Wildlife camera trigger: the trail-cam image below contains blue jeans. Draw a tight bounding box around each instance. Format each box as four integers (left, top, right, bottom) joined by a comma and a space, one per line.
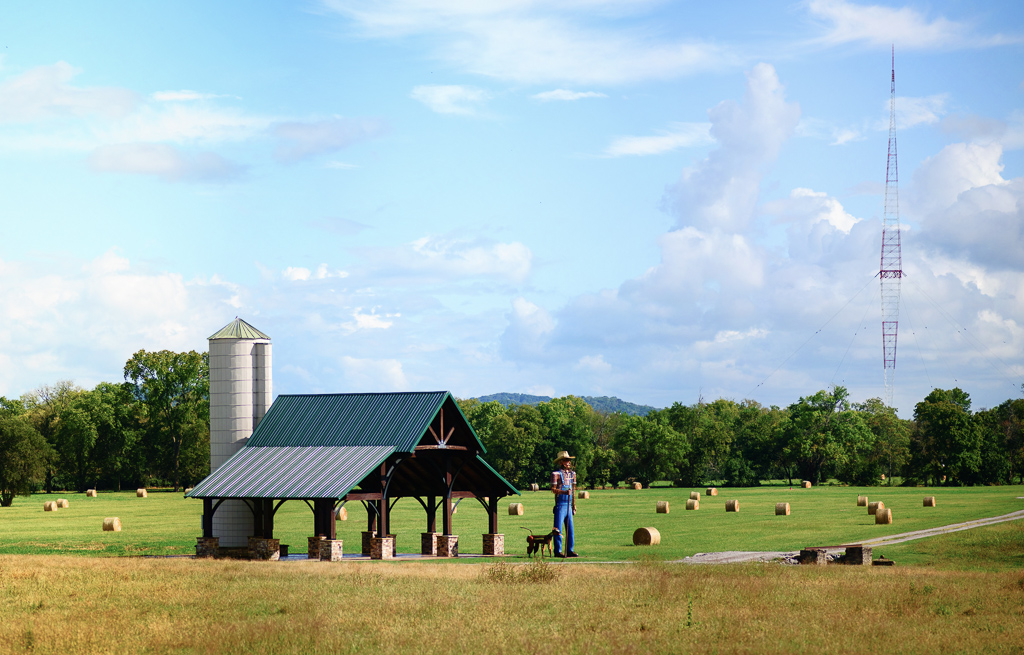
553, 501, 574, 554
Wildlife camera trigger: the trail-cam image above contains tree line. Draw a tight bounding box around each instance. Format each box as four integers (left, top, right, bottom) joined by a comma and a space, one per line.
2, 347, 1021, 508
457, 385, 1024, 491
0, 350, 208, 506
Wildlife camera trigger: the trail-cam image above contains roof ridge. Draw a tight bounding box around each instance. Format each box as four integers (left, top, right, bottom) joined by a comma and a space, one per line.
208, 317, 271, 341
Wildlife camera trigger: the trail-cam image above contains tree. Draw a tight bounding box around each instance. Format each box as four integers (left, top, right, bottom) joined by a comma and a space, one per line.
0, 415, 52, 506
910, 388, 981, 486
855, 398, 911, 486
54, 405, 98, 492
781, 386, 874, 485
21, 381, 82, 492
535, 396, 595, 486
124, 350, 210, 491
611, 415, 687, 486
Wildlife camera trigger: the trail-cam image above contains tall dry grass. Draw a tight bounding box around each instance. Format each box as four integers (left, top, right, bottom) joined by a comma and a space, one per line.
1, 555, 1022, 654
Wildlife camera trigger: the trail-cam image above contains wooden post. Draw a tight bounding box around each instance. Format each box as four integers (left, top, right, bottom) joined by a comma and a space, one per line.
202, 498, 213, 538
488, 495, 499, 534
427, 495, 437, 533
263, 499, 275, 540
253, 499, 264, 538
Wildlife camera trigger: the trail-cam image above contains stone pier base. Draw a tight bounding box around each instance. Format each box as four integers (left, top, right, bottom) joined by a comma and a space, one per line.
248, 537, 280, 561
799, 548, 828, 565
196, 537, 219, 558
421, 532, 440, 556
438, 534, 459, 558
361, 531, 377, 556
308, 535, 326, 559
370, 536, 395, 560
319, 539, 343, 562
482, 533, 504, 556
843, 545, 872, 565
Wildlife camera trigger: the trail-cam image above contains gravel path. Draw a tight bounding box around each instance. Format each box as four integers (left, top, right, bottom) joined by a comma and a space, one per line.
675, 509, 1024, 565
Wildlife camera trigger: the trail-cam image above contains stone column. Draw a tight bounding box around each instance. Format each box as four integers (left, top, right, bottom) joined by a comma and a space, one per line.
370, 536, 395, 560
319, 539, 343, 562
438, 534, 459, 558
308, 535, 326, 559
844, 545, 872, 565
361, 530, 377, 556
421, 532, 440, 555
799, 548, 828, 565
196, 537, 220, 558
482, 534, 504, 556
248, 537, 281, 561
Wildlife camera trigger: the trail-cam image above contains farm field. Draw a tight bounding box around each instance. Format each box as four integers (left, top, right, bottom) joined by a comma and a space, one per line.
3, 485, 1023, 563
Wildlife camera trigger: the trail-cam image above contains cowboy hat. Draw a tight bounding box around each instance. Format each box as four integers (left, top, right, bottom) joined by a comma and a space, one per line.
553, 450, 576, 464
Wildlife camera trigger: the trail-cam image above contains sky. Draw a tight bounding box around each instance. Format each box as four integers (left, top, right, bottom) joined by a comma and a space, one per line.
1, 0, 1022, 417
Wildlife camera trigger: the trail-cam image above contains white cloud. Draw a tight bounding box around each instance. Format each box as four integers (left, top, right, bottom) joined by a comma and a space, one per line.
325, 1, 738, 85
88, 143, 244, 182
283, 264, 349, 281
283, 267, 312, 281
894, 94, 948, 130
909, 142, 1006, 217
663, 63, 800, 232
532, 89, 607, 102
272, 116, 387, 162
0, 62, 138, 123
806, 0, 1019, 49
765, 187, 861, 234
367, 236, 532, 282
410, 85, 490, 115
341, 355, 409, 391
341, 308, 400, 333
603, 122, 713, 157
575, 354, 611, 373
151, 90, 228, 102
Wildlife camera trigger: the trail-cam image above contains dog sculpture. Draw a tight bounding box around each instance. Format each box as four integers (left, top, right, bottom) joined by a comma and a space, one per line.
522, 527, 560, 557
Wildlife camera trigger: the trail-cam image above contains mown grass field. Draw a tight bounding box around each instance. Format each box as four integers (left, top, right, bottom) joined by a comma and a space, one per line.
3, 484, 1023, 564
2, 486, 1023, 654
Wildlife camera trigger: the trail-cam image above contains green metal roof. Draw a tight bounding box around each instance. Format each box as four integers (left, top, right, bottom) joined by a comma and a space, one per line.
208, 317, 271, 341
185, 445, 394, 499
247, 391, 471, 452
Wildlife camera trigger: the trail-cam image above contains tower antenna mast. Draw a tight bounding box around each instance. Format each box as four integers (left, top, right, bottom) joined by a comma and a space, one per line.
880, 46, 903, 408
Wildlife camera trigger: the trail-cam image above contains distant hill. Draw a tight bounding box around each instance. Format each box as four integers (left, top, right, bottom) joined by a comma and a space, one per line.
474, 392, 658, 417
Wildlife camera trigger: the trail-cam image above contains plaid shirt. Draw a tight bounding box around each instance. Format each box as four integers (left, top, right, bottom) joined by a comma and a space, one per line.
551, 469, 576, 499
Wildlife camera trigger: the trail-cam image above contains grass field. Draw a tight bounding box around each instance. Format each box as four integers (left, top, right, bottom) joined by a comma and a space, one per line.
2, 486, 1023, 653
4, 485, 1023, 564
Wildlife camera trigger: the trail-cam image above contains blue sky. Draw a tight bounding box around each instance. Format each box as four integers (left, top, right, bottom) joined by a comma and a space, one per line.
1, 0, 1022, 417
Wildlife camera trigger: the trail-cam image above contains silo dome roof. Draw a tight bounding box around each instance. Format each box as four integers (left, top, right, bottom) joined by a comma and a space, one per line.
208, 317, 271, 340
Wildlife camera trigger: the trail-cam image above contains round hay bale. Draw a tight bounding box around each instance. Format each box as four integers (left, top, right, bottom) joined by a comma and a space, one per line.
689, 491, 700, 501
57, 498, 69, 509
802, 481, 812, 488
875, 508, 893, 524
632, 527, 661, 546
508, 502, 524, 516
725, 500, 739, 512
881, 474, 886, 480
529, 483, 540, 492
633, 482, 642, 490
656, 501, 670, 514
923, 496, 936, 507
685, 499, 699, 510
857, 495, 868, 507
335, 506, 348, 521
775, 502, 790, 516
102, 517, 122, 532
868, 501, 885, 515
706, 488, 718, 496
136, 488, 147, 498
86, 489, 97, 497
578, 491, 589, 499
43, 501, 58, 512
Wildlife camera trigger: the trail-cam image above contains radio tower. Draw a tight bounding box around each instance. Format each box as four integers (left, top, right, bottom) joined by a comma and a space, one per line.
880, 46, 903, 408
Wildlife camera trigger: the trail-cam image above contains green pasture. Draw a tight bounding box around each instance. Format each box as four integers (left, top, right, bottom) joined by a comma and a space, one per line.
3, 484, 1023, 563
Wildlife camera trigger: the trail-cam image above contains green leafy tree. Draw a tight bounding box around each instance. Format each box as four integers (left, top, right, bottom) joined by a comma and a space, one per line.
124, 349, 210, 491
611, 415, 687, 486
535, 396, 595, 486
910, 388, 981, 486
780, 386, 875, 485
90, 382, 144, 491
21, 381, 82, 492
855, 398, 911, 486
54, 405, 98, 492
0, 415, 52, 506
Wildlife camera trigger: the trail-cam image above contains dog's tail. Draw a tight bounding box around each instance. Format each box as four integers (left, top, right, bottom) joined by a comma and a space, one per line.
519, 527, 536, 535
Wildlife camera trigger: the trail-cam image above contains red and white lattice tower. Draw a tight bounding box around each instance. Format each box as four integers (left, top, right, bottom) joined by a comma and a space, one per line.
880, 47, 903, 408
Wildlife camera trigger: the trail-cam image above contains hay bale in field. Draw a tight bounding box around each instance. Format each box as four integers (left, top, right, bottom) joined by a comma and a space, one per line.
578, 491, 589, 499
508, 502, 524, 516
656, 501, 670, 514
529, 483, 540, 492
802, 481, 812, 488
689, 491, 700, 501
875, 508, 893, 524
136, 488, 147, 498
632, 527, 661, 546
685, 499, 699, 510
706, 488, 717, 496
857, 495, 868, 507
335, 506, 348, 521
868, 501, 884, 515
57, 498, 69, 508
725, 500, 739, 512
86, 489, 97, 497
881, 474, 886, 480
775, 502, 790, 516
43, 501, 58, 512
923, 496, 936, 507
633, 482, 642, 490
103, 517, 121, 532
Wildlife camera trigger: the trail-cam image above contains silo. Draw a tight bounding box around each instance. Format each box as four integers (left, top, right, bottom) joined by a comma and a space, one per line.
208, 318, 272, 547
